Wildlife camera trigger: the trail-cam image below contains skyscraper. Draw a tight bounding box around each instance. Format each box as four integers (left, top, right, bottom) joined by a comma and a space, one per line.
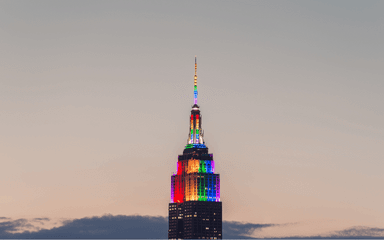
168, 58, 222, 239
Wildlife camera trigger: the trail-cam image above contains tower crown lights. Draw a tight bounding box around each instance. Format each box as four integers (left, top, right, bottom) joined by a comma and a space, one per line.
170, 57, 220, 204
168, 57, 222, 239
187, 57, 206, 148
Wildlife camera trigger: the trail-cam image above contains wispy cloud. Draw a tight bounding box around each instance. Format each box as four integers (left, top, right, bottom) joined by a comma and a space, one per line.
284, 226, 384, 239
32, 218, 50, 222
324, 226, 384, 239
223, 221, 275, 239
0, 218, 39, 234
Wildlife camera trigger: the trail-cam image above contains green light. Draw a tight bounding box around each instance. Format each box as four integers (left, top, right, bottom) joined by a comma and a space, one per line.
199, 160, 207, 173
198, 173, 207, 201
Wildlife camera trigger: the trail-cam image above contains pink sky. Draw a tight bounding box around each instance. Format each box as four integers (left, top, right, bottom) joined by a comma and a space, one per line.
1, 1, 383, 237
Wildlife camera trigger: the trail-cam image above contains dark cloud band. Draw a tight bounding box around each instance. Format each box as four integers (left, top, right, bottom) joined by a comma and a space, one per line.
0, 215, 271, 239
1, 215, 383, 239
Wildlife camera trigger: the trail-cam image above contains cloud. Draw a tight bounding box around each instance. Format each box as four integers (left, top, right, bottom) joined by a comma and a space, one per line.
0, 215, 273, 239
285, 226, 384, 239
0, 218, 38, 235
32, 218, 50, 221
325, 226, 384, 239
31, 218, 50, 226
0, 215, 168, 239
0, 215, 383, 239
223, 221, 275, 239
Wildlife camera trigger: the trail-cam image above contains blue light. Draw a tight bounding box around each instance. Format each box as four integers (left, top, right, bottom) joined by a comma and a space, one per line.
193, 144, 206, 148
185, 143, 206, 149
205, 161, 214, 174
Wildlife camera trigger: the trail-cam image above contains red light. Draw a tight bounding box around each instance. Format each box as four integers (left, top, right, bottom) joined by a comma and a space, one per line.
177, 162, 182, 175
173, 175, 184, 203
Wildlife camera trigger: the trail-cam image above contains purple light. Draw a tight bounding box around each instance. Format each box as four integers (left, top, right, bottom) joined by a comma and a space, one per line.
216, 175, 220, 202
171, 176, 175, 203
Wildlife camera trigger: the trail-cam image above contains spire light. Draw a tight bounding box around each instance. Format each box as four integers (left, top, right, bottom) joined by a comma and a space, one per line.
194, 56, 198, 105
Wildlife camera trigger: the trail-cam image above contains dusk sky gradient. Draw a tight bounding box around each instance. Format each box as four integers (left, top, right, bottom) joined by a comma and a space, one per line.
1, 0, 383, 238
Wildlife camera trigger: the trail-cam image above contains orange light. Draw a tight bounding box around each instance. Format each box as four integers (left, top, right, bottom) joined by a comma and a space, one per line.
187, 159, 199, 174
185, 174, 198, 201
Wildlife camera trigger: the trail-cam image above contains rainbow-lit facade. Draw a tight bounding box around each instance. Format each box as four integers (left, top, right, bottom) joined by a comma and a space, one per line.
168, 58, 222, 239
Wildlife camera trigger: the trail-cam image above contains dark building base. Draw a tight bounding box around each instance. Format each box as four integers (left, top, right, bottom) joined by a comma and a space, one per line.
169, 201, 222, 239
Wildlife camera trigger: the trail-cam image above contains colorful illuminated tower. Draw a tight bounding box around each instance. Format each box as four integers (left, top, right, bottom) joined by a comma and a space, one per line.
168, 57, 222, 239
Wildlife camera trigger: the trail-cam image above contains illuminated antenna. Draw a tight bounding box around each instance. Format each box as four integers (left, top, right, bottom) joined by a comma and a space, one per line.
194, 56, 198, 105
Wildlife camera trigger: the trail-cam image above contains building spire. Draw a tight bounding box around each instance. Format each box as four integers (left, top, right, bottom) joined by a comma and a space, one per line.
187, 56, 205, 147
194, 56, 198, 105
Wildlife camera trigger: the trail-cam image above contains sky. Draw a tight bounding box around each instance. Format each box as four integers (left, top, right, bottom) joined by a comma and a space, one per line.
0, 0, 383, 238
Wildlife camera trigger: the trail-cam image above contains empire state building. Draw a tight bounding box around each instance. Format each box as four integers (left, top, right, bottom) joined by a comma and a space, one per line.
168, 58, 222, 239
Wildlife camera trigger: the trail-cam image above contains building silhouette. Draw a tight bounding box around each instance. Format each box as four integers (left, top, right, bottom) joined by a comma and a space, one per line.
168, 58, 222, 239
